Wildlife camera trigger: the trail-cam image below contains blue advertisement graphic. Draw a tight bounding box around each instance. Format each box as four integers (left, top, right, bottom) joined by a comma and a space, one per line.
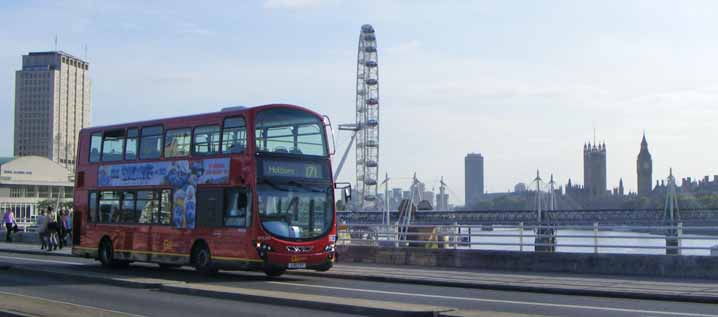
98, 158, 230, 229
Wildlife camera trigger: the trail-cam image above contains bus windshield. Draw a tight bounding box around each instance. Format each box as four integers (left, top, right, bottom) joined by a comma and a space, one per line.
255, 108, 327, 156
258, 182, 332, 240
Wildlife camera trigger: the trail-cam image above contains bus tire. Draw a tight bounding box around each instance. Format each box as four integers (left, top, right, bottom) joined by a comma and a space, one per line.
192, 243, 217, 275
98, 238, 114, 267
264, 268, 286, 277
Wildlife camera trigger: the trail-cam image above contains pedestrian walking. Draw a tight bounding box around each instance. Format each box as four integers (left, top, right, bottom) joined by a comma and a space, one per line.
3, 209, 18, 242
36, 210, 48, 250
65, 210, 73, 243
57, 209, 67, 249
46, 207, 58, 251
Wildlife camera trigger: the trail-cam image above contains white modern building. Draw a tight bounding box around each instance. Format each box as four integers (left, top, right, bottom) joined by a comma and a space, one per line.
14, 51, 91, 171
0, 156, 73, 223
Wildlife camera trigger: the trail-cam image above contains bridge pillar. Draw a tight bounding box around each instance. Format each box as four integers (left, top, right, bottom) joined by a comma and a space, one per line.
665, 222, 682, 256
535, 225, 556, 252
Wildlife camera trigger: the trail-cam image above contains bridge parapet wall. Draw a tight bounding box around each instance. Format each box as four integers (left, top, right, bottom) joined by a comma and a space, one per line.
338, 209, 718, 225
338, 245, 718, 279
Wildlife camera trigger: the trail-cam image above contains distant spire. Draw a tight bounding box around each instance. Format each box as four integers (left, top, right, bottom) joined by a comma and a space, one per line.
641, 131, 648, 146
593, 128, 596, 146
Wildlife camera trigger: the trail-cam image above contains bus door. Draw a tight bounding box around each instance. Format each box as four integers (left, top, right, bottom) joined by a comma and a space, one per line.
119, 191, 151, 260
218, 187, 253, 260
149, 189, 186, 262
195, 187, 254, 260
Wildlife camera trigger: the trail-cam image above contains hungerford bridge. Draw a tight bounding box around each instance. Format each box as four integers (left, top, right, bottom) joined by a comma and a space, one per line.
338, 208, 718, 226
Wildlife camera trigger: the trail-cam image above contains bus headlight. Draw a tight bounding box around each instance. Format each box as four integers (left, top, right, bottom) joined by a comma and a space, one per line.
256, 242, 272, 252
324, 243, 335, 253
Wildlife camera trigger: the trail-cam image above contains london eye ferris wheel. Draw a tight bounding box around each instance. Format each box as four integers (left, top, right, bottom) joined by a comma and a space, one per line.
338, 24, 380, 210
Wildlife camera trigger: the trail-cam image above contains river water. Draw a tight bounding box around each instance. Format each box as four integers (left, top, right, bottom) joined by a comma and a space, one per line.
466, 228, 718, 256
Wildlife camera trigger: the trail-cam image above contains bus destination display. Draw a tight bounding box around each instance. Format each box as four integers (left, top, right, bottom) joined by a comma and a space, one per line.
262, 160, 326, 179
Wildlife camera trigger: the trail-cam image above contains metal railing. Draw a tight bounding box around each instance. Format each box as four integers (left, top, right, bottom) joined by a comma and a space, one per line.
337, 222, 718, 256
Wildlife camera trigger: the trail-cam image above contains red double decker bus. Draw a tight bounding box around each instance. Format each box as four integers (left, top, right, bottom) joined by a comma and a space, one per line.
72, 104, 343, 276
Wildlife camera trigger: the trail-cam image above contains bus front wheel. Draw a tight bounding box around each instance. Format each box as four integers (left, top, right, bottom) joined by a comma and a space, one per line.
192, 244, 217, 275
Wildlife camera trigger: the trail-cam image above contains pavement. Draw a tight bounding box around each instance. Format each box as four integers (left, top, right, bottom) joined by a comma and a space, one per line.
2, 242, 718, 316
0, 266, 364, 317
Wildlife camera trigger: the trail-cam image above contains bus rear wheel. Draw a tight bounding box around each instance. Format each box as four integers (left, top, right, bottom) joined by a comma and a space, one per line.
192, 244, 217, 275
99, 239, 130, 268
98, 239, 113, 267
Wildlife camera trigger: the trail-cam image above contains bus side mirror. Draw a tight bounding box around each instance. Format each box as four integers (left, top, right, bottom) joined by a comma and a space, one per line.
323, 115, 336, 156
343, 188, 351, 203
335, 182, 352, 203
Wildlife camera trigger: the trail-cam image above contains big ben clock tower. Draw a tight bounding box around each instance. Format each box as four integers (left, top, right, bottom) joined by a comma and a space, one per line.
637, 133, 652, 196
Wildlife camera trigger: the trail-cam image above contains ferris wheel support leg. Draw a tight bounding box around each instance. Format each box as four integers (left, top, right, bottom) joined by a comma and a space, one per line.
333, 131, 357, 180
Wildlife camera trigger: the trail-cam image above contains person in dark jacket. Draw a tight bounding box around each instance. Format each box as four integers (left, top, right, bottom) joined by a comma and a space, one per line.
46, 207, 58, 251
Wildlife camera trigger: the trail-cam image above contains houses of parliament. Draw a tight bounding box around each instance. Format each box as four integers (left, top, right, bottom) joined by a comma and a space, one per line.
562, 134, 654, 208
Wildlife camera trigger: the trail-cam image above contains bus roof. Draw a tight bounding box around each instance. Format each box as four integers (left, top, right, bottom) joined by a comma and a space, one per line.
81, 103, 322, 134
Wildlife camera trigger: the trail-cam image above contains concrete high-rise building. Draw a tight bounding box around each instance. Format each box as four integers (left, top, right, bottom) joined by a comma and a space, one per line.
436, 191, 449, 211
583, 142, 606, 196
14, 51, 91, 171
637, 133, 652, 196
464, 153, 484, 207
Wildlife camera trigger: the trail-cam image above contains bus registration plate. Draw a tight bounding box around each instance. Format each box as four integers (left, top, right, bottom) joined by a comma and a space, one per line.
288, 262, 306, 269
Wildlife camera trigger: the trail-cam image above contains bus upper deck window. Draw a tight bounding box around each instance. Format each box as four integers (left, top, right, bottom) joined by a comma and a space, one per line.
101, 130, 125, 162
255, 108, 327, 156
165, 128, 191, 158
125, 128, 139, 160
89, 133, 102, 163
140, 126, 163, 159
193, 125, 220, 155
222, 117, 246, 154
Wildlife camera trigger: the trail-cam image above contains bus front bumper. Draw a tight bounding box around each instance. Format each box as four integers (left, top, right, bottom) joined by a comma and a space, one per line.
264, 251, 335, 271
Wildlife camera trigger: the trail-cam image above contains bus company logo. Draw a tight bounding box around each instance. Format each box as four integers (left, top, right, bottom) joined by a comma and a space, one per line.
163, 239, 173, 251
287, 246, 313, 253
305, 165, 318, 178
290, 255, 308, 263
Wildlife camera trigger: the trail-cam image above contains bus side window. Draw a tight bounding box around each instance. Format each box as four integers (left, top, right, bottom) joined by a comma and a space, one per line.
98, 191, 120, 224
137, 191, 158, 224
102, 129, 125, 162
221, 117, 246, 154
88, 192, 98, 223
193, 125, 220, 155
225, 188, 251, 227
140, 126, 163, 160
120, 192, 138, 224
125, 128, 138, 160
165, 128, 191, 158
156, 189, 172, 225
89, 133, 102, 163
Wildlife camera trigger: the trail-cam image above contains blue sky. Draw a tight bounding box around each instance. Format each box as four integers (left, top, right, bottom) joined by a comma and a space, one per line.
2, 0, 718, 204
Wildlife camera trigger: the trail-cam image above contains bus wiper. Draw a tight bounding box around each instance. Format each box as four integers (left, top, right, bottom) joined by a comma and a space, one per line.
288, 180, 305, 188
262, 179, 282, 190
